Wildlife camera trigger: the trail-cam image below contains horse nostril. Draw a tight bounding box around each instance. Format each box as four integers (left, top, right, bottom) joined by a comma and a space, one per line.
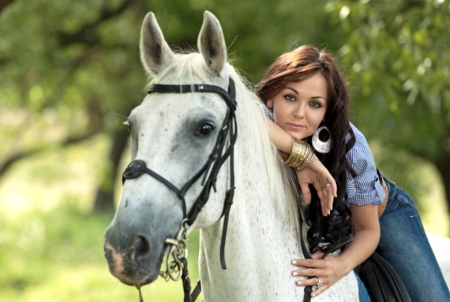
133, 235, 150, 261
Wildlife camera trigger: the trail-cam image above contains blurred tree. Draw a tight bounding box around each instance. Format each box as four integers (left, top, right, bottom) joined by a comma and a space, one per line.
0, 0, 335, 212
1, 0, 448, 218
324, 0, 450, 215
0, 0, 146, 211
0, 0, 15, 13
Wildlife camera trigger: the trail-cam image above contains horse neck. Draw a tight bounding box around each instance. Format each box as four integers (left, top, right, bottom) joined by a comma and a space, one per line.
198, 73, 304, 300
229, 71, 301, 241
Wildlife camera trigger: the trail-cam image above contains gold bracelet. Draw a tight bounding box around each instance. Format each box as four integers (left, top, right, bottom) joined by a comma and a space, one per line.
297, 145, 314, 171
281, 138, 314, 171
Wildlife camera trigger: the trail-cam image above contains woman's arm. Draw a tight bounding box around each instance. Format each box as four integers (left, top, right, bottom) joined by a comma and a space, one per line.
265, 118, 294, 153
266, 118, 336, 215
291, 203, 380, 297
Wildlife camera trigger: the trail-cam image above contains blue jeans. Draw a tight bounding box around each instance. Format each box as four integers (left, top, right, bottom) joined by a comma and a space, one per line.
355, 271, 371, 302
378, 176, 450, 301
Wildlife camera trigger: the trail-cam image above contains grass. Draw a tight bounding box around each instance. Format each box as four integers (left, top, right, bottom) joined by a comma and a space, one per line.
0, 203, 201, 302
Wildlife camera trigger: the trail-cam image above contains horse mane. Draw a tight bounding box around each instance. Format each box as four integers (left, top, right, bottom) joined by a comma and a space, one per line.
227, 66, 301, 236
147, 51, 301, 236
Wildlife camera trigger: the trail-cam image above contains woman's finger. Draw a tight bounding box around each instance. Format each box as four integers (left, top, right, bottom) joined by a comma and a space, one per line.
311, 283, 328, 298
299, 182, 312, 204
330, 178, 337, 197
329, 176, 337, 198
315, 184, 329, 216
294, 276, 323, 287
322, 187, 332, 216
324, 176, 337, 212
311, 251, 325, 259
294, 278, 329, 298
317, 182, 332, 216
291, 267, 318, 278
291, 258, 327, 270
324, 183, 334, 212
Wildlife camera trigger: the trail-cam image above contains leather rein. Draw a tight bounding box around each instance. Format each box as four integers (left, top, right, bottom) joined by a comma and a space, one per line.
122, 78, 238, 302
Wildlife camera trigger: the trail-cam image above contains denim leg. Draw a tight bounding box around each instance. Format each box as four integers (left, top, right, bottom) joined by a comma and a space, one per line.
354, 270, 371, 302
379, 177, 450, 301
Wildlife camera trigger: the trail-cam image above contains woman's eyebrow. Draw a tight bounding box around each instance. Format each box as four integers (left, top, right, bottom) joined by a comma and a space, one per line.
286, 87, 326, 100
286, 87, 299, 94
311, 96, 326, 100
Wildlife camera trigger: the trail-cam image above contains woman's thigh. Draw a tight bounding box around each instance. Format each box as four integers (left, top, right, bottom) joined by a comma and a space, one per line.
379, 180, 450, 301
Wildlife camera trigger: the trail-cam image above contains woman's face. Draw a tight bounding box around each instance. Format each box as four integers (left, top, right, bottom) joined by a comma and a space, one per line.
267, 72, 328, 140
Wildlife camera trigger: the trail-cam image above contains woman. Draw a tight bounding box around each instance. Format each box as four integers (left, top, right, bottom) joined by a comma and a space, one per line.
256, 45, 450, 301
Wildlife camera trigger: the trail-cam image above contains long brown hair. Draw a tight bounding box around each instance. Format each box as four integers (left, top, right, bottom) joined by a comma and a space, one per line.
256, 45, 356, 252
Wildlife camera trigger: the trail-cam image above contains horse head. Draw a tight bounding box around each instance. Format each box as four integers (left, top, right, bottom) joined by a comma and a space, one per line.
104, 11, 235, 287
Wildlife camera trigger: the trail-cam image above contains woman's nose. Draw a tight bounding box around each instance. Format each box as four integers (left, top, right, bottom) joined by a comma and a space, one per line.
294, 104, 305, 118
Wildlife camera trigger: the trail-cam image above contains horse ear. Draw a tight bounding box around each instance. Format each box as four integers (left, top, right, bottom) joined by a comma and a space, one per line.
198, 11, 227, 75
140, 12, 174, 75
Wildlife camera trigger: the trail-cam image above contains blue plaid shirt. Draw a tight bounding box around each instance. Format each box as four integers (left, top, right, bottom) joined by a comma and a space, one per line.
345, 123, 385, 206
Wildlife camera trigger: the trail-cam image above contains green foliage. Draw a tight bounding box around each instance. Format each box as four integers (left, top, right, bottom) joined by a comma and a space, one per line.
319, 0, 450, 208
0, 203, 201, 301
326, 0, 450, 160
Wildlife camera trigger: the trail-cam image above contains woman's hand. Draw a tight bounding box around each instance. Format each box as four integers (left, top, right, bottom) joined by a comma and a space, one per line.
265, 118, 337, 215
296, 156, 337, 216
291, 252, 350, 298
291, 205, 381, 297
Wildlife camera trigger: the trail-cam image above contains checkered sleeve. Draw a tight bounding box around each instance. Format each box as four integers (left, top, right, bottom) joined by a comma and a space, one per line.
345, 123, 386, 206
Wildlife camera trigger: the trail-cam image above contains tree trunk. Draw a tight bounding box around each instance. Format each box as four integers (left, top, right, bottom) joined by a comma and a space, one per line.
0, 0, 16, 14
92, 127, 129, 212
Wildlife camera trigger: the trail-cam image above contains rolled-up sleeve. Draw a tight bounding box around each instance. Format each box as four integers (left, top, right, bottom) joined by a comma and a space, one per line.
345, 124, 385, 206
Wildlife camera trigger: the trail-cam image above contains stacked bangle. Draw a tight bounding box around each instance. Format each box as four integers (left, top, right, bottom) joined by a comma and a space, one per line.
281, 139, 315, 171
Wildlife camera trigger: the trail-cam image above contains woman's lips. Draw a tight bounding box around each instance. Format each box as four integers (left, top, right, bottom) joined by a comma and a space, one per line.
286, 123, 305, 130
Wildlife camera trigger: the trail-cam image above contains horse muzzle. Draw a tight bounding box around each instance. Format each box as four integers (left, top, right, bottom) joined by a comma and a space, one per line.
103, 226, 164, 286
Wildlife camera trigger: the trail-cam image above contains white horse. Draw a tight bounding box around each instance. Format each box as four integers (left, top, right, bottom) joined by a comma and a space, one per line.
104, 11, 450, 301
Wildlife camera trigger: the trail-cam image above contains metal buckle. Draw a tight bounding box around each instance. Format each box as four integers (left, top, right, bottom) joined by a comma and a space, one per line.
159, 219, 189, 281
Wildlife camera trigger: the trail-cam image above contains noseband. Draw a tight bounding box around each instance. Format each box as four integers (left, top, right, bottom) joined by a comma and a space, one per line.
122, 79, 237, 283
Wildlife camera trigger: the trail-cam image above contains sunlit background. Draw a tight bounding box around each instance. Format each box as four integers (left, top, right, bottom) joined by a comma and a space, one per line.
1, 0, 449, 301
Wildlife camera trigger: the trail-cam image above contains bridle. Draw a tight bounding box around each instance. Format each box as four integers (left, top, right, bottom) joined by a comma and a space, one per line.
122, 78, 238, 302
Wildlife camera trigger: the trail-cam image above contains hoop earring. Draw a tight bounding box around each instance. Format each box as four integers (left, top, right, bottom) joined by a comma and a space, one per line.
312, 126, 331, 154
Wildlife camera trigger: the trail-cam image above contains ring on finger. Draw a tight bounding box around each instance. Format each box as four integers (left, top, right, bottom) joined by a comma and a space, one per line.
324, 183, 331, 188
316, 277, 323, 288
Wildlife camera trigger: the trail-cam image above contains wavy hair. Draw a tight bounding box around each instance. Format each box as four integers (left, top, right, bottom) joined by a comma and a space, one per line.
255, 45, 356, 252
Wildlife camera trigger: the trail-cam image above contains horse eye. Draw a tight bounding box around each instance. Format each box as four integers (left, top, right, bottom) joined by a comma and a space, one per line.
197, 123, 214, 136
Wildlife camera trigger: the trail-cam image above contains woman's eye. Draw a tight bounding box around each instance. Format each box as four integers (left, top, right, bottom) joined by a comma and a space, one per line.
284, 95, 296, 102
309, 101, 322, 108
197, 123, 214, 136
